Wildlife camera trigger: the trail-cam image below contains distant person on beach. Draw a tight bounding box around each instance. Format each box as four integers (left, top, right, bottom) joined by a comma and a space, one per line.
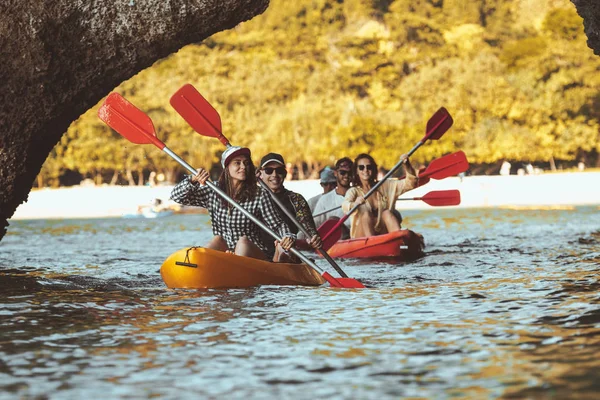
170, 146, 296, 261
500, 161, 511, 176
313, 157, 354, 239
525, 163, 534, 175
307, 167, 337, 212
258, 152, 322, 260
342, 153, 417, 239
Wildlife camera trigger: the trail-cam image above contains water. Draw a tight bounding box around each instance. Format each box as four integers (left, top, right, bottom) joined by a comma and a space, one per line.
1, 207, 599, 399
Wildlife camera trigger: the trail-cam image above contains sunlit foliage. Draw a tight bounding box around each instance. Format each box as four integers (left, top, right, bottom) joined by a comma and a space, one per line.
38, 0, 600, 186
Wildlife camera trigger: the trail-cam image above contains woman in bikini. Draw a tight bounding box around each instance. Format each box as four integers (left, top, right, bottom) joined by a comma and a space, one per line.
342, 153, 417, 238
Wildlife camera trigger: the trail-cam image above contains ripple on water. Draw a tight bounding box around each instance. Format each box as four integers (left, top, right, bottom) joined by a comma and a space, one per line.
1, 209, 600, 398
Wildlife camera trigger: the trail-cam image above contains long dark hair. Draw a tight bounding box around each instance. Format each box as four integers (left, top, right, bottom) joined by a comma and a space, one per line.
353, 153, 378, 188
217, 156, 258, 205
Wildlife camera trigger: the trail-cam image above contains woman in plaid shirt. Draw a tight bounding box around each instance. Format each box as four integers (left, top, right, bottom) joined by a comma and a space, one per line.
170, 146, 295, 261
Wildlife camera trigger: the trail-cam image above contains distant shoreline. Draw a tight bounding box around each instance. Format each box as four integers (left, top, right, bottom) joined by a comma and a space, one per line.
10, 171, 600, 220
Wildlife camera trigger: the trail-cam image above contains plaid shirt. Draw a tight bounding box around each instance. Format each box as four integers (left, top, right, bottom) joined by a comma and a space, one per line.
170, 177, 294, 256
261, 188, 319, 253
278, 188, 318, 237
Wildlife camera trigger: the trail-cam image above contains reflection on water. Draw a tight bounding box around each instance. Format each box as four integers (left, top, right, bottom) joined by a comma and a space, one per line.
1, 208, 599, 398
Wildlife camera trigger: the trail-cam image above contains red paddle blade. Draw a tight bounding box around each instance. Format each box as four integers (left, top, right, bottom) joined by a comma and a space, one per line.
322, 272, 365, 289
321, 271, 342, 287
98, 93, 163, 149
336, 278, 366, 288
421, 151, 469, 180
418, 177, 431, 187
317, 219, 343, 251
421, 190, 461, 206
170, 84, 229, 146
424, 107, 453, 141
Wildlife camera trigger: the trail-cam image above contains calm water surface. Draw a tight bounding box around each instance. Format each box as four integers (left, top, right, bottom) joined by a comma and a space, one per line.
1, 207, 600, 399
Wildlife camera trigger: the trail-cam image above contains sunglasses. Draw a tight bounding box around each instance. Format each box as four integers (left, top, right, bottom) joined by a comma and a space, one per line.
263, 167, 286, 176
337, 169, 351, 176
357, 164, 375, 171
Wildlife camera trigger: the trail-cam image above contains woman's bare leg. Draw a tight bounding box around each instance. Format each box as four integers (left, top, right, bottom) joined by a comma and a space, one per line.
354, 211, 377, 238
381, 209, 402, 232
205, 235, 228, 251
234, 236, 267, 260
273, 243, 300, 263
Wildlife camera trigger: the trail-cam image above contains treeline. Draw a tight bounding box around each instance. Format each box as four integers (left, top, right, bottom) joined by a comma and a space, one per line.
37, 0, 600, 187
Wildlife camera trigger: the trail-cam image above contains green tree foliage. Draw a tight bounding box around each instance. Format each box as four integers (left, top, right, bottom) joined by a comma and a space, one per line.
38, 0, 600, 186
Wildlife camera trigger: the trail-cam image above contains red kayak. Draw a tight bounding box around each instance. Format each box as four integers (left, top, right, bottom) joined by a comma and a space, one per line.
326, 229, 425, 260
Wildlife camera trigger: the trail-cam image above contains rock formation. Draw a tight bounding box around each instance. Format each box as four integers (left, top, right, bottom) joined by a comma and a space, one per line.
0, 0, 269, 240
571, 0, 600, 55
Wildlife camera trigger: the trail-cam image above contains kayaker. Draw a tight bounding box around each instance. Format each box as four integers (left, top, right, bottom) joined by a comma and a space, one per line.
258, 152, 322, 261
342, 153, 417, 238
170, 146, 296, 261
312, 157, 354, 239
307, 167, 337, 211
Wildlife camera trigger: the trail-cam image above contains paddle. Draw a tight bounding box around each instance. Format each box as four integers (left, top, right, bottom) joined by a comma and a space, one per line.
312, 150, 469, 218
170, 84, 354, 280
98, 93, 363, 289
170, 83, 229, 144
396, 190, 461, 207
416, 150, 468, 187
313, 189, 461, 218
320, 108, 453, 242
313, 111, 453, 241
316, 219, 342, 250
257, 180, 351, 277
265, 203, 342, 251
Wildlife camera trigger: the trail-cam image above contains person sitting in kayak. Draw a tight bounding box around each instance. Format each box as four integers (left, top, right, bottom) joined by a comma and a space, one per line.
258, 152, 322, 261
313, 157, 354, 239
170, 146, 295, 261
342, 153, 417, 238
307, 167, 337, 212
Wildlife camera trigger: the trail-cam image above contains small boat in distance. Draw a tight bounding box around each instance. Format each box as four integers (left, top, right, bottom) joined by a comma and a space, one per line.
122, 198, 176, 219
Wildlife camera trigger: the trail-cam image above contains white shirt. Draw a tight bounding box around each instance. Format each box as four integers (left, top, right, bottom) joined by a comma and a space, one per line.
307, 193, 323, 212
313, 189, 351, 229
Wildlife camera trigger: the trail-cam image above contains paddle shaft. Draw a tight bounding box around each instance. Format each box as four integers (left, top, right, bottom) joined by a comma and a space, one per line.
257, 180, 349, 278
314, 205, 341, 218
161, 148, 339, 281
315, 189, 458, 217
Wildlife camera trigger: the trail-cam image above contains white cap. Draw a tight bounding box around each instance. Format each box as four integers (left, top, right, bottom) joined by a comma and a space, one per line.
221, 146, 251, 168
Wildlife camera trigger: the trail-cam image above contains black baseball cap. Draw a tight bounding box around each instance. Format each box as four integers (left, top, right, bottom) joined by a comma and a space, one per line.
260, 153, 285, 168
335, 157, 353, 169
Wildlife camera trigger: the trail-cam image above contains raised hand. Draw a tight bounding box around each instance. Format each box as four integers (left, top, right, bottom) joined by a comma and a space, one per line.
191, 168, 210, 185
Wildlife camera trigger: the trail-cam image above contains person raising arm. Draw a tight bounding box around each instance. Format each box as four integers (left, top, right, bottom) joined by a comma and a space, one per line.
342, 153, 417, 239
170, 146, 295, 261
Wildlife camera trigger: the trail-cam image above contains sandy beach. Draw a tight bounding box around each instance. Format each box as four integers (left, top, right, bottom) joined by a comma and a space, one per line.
10, 171, 600, 220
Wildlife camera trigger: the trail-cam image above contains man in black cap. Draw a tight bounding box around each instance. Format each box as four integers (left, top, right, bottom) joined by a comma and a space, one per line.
259, 153, 322, 261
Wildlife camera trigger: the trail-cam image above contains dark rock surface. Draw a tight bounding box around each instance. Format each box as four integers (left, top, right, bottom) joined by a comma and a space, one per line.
572, 0, 600, 55
0, 0, 269, 240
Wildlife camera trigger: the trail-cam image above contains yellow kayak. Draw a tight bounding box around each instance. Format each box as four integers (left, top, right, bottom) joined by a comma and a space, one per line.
160, 247, 326, 289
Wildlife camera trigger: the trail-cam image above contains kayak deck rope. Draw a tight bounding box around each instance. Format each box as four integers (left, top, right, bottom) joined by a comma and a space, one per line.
175, 246, 202, 268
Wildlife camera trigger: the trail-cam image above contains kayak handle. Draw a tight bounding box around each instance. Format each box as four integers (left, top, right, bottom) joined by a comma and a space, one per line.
176, 261, 198, 268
